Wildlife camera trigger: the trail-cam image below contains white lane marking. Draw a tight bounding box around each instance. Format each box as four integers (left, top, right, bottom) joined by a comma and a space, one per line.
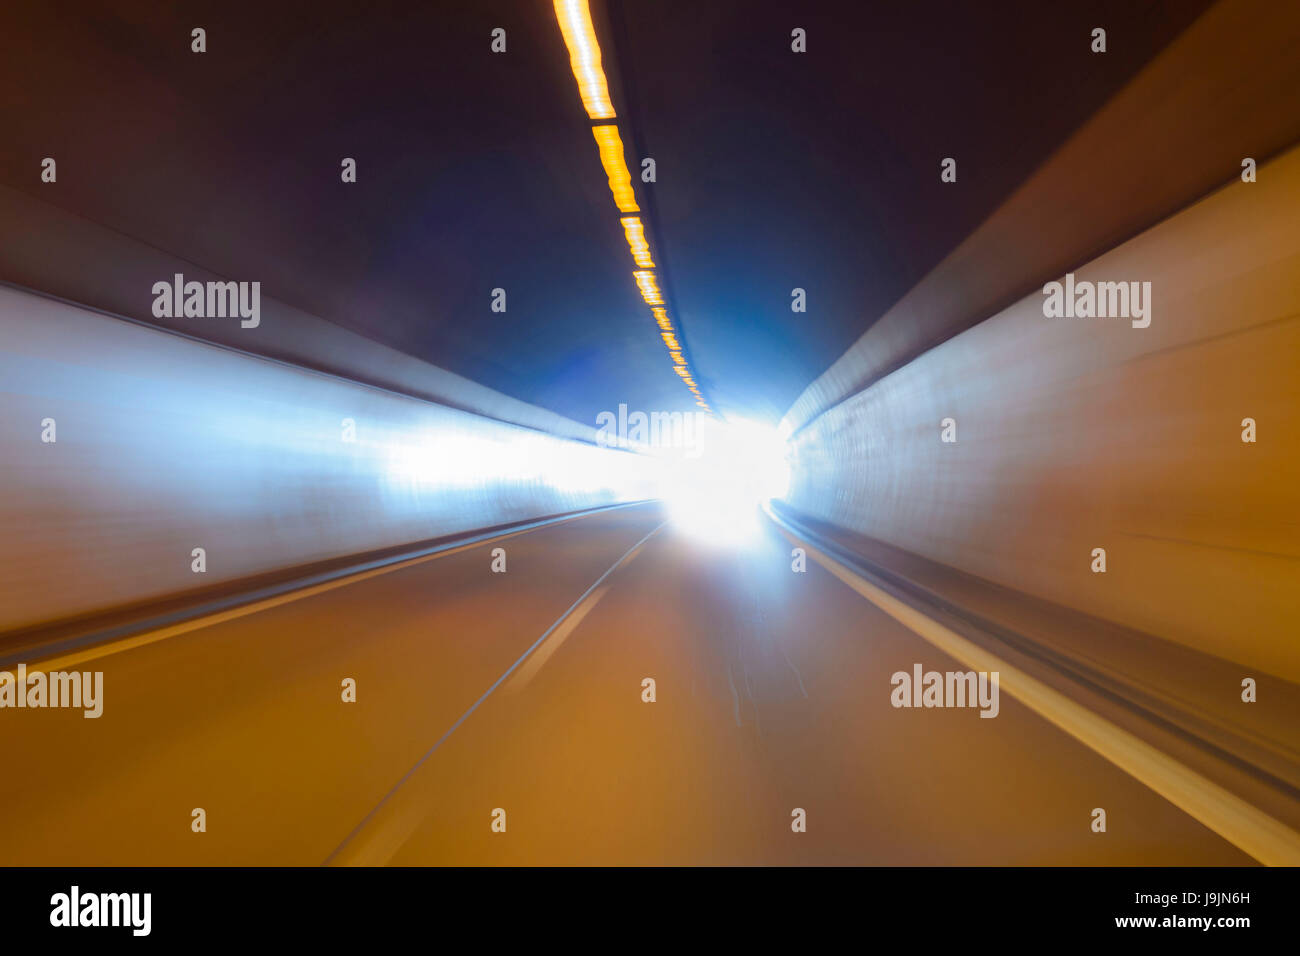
504, 586, 608, 692
769, 514, 1300, 866
325, 521, 665, 866
506, 531, 660, 692
23, 504, 654, 675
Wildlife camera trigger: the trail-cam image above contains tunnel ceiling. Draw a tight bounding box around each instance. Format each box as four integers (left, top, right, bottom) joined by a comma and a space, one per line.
0, 0, 1211, 426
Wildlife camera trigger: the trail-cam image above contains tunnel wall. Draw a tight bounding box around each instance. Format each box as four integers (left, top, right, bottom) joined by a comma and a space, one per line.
782, 0, 1300, 435
0, 286, 659, 632
785, 145, 1300, 682
0, 185, 600, 446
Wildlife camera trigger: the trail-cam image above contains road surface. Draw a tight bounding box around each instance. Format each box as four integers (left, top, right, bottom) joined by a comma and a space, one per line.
0, 502, 1253, 865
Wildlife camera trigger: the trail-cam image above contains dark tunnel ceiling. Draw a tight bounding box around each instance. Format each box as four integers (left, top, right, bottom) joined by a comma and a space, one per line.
0, 0, 1212, 426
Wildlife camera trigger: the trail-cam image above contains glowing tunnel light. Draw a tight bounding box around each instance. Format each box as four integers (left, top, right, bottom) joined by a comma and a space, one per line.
633, 270, 663, 305
620, 216, 655, 268
552, 0, 711, 413
554, 0, 615, 119
663, 418, 791, 548
591, 125, 640, 213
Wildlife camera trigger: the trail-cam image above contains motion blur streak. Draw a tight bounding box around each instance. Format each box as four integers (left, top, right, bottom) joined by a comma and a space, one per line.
566, 6, 711, 412
1, 0, 1298, 869
590, 124, 639, 213
553, 0, 616, 120
328, 521, 666, 866
632, 269, 663, 305
619, 216, 655, 268
785, 142, 1300, 682
0, 285, 659, 632
773, 518, 1300, 866
781, 0, 1300, 436
2, 162, 1297, 860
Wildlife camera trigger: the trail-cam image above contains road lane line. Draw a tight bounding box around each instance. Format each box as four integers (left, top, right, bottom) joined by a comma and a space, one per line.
20, 503, 655, 676
770, 515, 1300, 866
504, 585, 609, 692
504, 528, 661, 692
325, 520, 665, 866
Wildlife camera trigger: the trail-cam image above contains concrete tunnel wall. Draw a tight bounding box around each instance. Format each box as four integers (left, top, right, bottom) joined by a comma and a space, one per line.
0, 285, 660, 633
784, 145, 1300, 683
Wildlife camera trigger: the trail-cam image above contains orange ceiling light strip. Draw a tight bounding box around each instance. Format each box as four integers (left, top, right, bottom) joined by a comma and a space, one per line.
632, 270, 663, 306
553, 0, 616, 120
619, 216, 655, 268
553, 0, 711, 411
591, 125, 640, 214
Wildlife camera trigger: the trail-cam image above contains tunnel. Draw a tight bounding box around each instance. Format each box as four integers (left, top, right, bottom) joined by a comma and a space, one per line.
1, 0, 1298, 904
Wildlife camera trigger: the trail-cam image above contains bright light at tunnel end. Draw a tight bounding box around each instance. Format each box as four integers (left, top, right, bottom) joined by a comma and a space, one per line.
663, 418, 791, 548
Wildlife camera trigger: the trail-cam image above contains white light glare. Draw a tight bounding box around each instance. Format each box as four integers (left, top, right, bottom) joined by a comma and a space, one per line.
663, 418, 790, 547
